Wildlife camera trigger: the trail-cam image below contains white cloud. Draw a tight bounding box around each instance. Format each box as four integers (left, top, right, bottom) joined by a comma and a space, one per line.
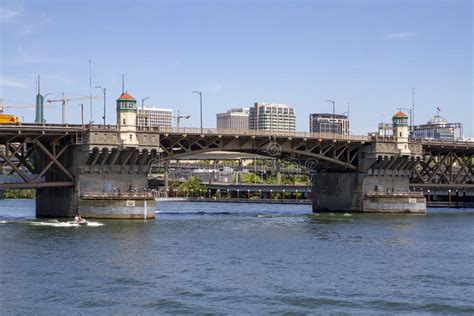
0, 7, 21, 23
207, 84, 223, 93
14, 47, 71, 64
385, 32, 417, 39
0, 77, 26, 88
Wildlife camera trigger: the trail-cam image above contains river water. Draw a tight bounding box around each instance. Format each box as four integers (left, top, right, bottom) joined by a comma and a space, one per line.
0, 199, 473, 314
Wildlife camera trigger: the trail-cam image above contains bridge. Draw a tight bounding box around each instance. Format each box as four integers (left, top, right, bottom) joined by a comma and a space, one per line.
1, 123, 473, 218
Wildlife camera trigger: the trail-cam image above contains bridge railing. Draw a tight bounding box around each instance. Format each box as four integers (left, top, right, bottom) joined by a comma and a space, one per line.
139, 126, 371, 141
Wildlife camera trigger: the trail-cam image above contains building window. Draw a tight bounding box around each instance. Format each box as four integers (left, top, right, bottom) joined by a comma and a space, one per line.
123, 119, 126, 125
129, 134, 133, 140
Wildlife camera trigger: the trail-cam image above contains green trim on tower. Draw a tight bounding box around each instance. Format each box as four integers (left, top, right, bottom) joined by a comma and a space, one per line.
117, 108, 138, 113
393, 117, 408, 127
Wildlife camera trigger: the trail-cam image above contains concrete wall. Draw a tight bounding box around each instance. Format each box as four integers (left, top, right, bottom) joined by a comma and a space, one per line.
79, 198, 155, 219
363, 195, 425, 213
36, 187, 77, 218
363, 176, 410, 194
313, 172, 363, 212
312, 173, 416, 213
78, 173, 149, 195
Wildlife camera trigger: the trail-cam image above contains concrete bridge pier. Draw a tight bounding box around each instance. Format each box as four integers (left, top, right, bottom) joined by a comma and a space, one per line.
34, 126, 160, 219
312, 171, 426, 213
312, 172, 363, 212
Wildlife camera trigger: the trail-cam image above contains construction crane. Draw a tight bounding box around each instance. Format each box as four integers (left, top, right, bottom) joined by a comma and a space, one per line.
174, 110, 191, 128
0, 98, 54, 122
47, 93, 102, 124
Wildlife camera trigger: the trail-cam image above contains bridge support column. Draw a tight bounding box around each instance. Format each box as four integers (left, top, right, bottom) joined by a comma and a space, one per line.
36, 187, 77, 217
275, 159, 282, 185
164, 161, 169, 197
313, 172, 363, 212
312, 172, 426, 213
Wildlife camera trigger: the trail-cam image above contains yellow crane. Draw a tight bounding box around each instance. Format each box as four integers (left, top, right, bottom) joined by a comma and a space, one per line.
47, 93, 102, 124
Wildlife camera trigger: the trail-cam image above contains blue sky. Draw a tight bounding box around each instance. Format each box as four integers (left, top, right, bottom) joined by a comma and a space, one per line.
1, 0, 472, 135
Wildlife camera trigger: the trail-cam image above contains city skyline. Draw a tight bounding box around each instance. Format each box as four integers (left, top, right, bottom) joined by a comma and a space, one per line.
0, 0, 472, 135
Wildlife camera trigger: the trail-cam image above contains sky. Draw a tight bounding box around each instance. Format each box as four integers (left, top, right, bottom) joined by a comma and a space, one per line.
0, 0, 472, 136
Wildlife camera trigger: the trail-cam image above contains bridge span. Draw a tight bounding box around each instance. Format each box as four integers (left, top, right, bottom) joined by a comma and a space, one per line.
0, 123, 473, 218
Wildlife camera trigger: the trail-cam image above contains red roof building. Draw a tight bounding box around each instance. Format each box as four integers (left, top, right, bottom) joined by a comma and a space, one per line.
392, 111, 408, 118
117, 91, 136, 101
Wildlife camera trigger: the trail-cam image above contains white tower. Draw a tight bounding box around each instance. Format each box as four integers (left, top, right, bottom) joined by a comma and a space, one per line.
116, 91, 139, 147
392, 111, 410, 155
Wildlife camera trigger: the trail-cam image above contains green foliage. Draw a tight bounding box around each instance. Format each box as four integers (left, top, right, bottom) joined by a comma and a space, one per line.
178, 176, 207, 196
241, 172, 263, 184
3, 189, 36, 199
294, 174, 311, 185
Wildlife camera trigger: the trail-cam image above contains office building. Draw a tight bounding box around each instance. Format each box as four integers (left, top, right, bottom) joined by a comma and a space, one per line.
309, 113, 350, 135
137, 107, 173, 128
216, 108, 249, 130
248, 102, 296, 132
412, 114, 462, 141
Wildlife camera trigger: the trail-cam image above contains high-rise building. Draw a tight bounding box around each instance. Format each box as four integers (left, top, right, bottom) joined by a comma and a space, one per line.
309, 113, 350, 135
216, 108, 249, 130
248, 102, 295, 132
137, 107, 173, 128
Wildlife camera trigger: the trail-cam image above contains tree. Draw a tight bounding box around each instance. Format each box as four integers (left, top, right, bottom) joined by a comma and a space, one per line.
178, 176, 207, 197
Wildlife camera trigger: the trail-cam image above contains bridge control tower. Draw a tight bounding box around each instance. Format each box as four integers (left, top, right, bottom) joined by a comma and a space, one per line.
393, 111, 411, 155
116, 91, 139, 147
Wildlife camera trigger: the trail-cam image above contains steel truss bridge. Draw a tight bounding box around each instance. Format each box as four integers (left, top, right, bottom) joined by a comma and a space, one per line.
0, 124, 473, 190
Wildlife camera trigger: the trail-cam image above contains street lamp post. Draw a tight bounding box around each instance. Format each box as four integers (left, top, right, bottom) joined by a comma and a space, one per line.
141, 97, 150, 127
42, 93, 52, 123
192, 91, 203, 134
94, 86, 107, 125
325, 99, 336, 137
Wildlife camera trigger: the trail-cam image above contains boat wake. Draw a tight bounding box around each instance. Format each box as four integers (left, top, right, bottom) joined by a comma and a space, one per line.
1, 219, 104, 227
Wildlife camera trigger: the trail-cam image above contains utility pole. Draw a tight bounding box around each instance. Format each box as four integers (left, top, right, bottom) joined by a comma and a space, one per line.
95, 86, 106, 125
325, 99, 336, 137
141, 97, 150, 127
174, 110, 191, 128
80, 103, 84, 126
412, 88, 415, 129
192, 91, 203, 133
89, 59, 93, 123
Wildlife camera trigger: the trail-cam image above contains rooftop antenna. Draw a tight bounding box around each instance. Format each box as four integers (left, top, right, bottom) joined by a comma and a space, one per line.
412, 88, 415, 128
89, 59, 93, 123
122, 74, 125, 93
37, 74, 40, 94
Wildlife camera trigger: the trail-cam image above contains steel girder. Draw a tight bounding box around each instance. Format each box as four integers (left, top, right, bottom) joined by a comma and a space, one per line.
411, 152, 473, 186
158, 134, 363, 171
0, 134, 76, 189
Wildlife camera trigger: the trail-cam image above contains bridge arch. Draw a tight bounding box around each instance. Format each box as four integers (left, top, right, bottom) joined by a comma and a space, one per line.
158, 134, 362, 172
